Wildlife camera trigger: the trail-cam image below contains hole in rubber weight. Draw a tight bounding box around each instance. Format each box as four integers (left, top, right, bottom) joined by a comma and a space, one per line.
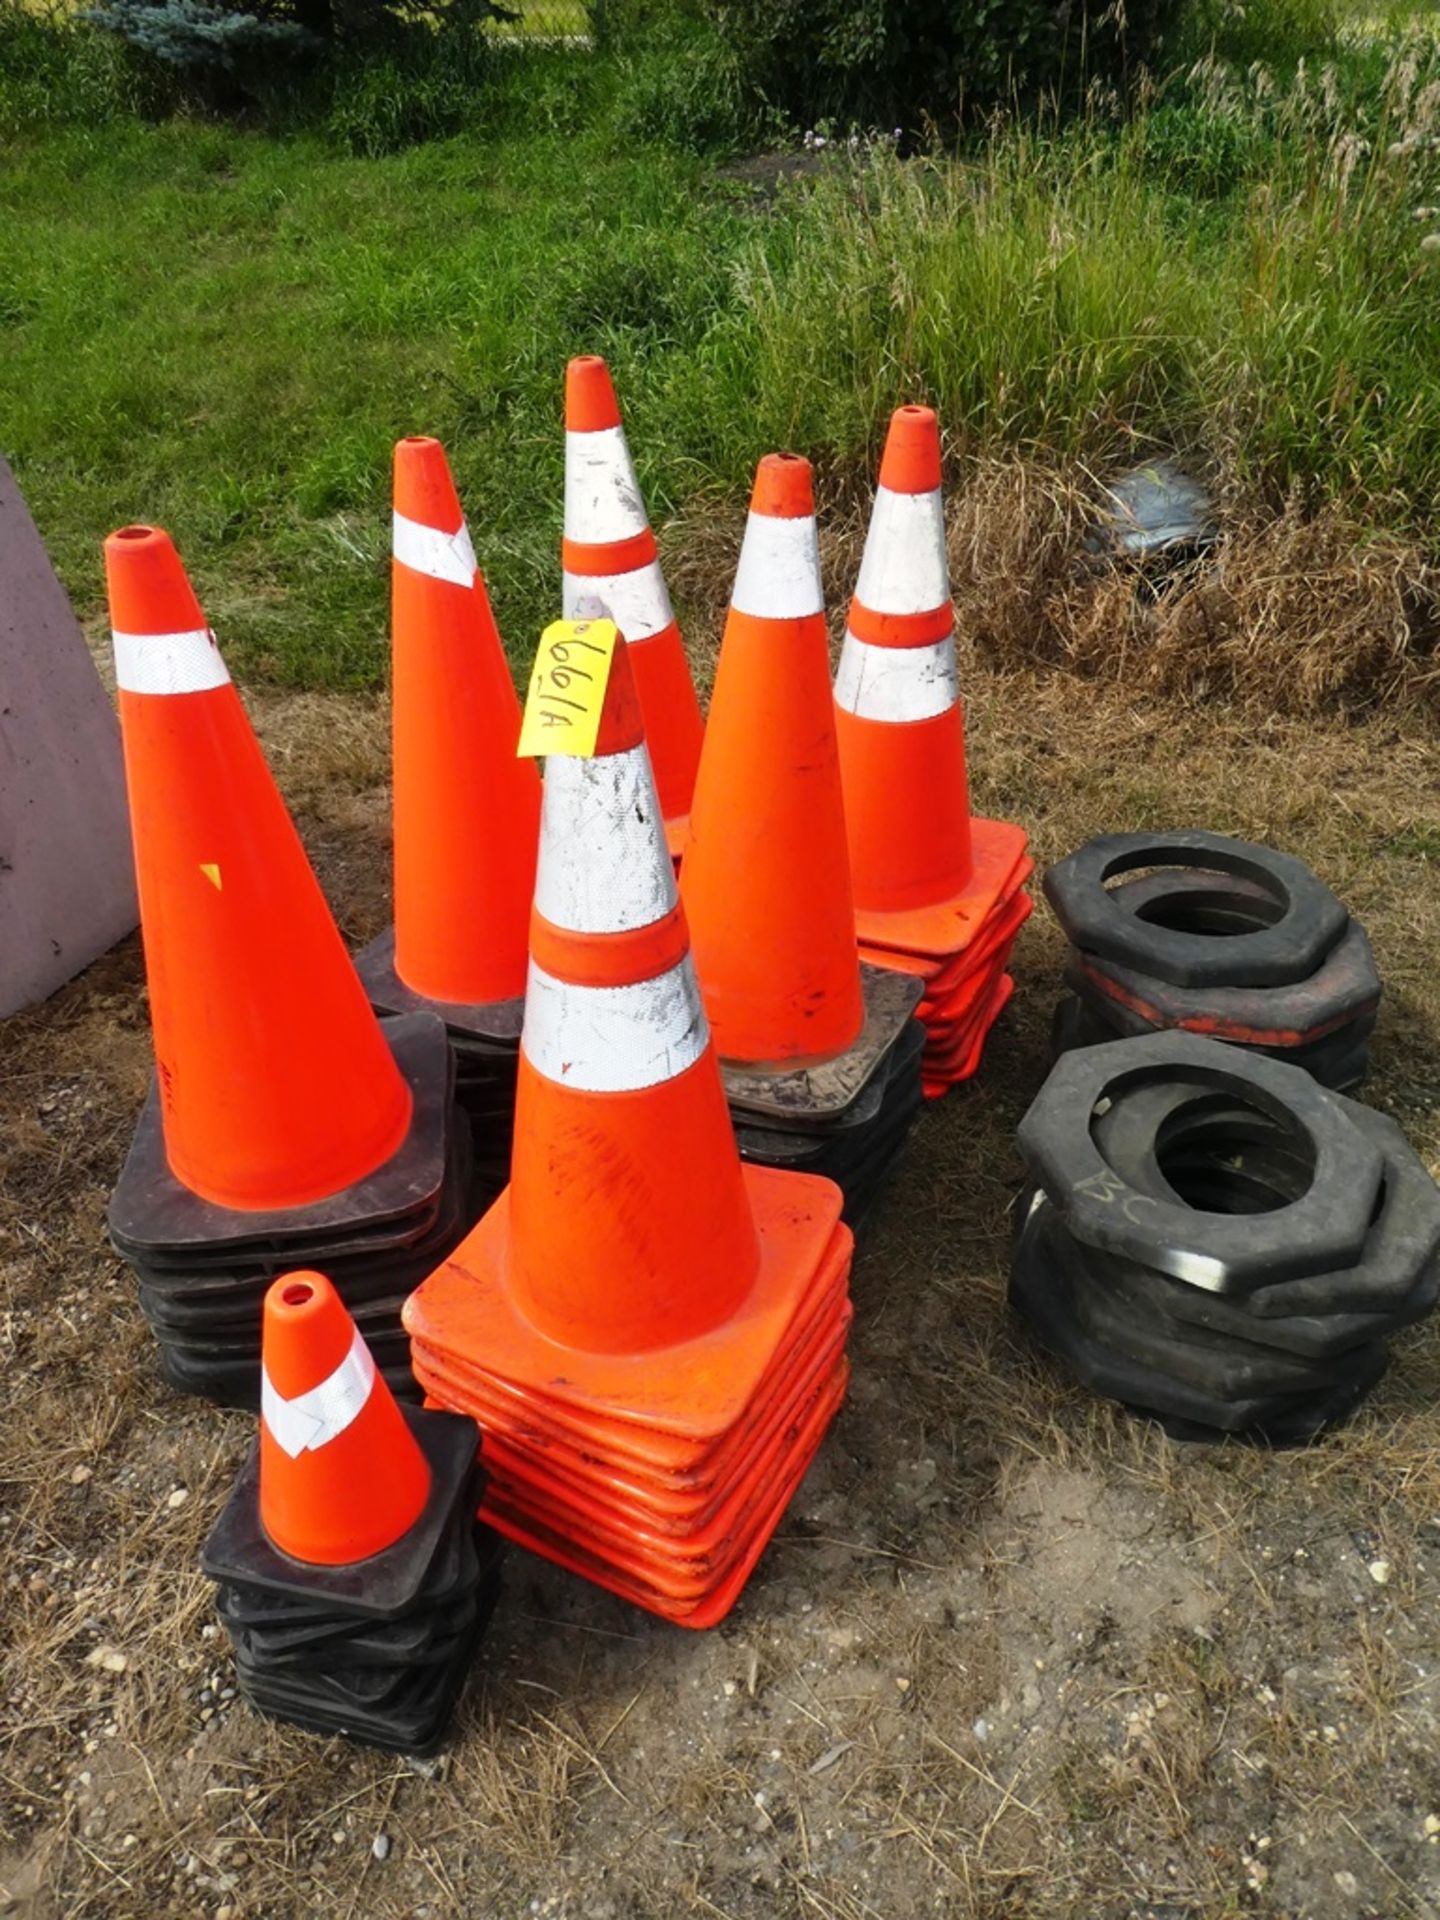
1152, 1093, 1316, 1215
1102, 866, 1287, 938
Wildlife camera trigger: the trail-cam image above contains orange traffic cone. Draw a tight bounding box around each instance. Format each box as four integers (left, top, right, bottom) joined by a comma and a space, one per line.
404, 628, 853, 1626
387, 436, 539, 1008
202, 1271, 504, 1753
677, 454, 925, 1228
834, 408, 1032, 1090
105, 525, 412, 1212
258, 1271, 431, 1564
354, 437, 541, 1204
681, 453, 865, 1064
563, 356, 704, 852
104, 527, 478, 1410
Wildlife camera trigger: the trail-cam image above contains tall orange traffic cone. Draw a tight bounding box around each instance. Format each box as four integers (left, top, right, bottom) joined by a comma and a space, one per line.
834, 408, 1032, 1092
681, 454, 865, 1065
354, 438, 541, 1204
105, 527, 479, 1410
510, 631, 757, 1355
405, 626, 853, 1626
677, 455, 925, 1228
388, 436, 539, 1008
203, 1271, 504, 1753
563, 356, 704, 852
105, 525, 411, 1212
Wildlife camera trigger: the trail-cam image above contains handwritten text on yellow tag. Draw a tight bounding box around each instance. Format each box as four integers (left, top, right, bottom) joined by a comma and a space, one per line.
516, 618, 619, 759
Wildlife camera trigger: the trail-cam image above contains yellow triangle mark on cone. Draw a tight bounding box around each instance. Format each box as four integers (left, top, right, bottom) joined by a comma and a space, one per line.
200, 863, 222, 891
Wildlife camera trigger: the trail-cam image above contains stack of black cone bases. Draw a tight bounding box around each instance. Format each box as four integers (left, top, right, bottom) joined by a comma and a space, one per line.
110, 1014, 477, 1408
1011, 1031, 1440, 1443
353, 943, 520, 1212
203, 1276, 503, 1754
724, 976, 927, 1232
1046, 831, 1380, 1091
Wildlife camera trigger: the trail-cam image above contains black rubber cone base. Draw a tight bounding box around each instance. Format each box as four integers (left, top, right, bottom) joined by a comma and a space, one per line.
109, 1013, 456, 1256
735, 1018, 926, 1227
202, 1408, 480, 1617
1010, 1188, 1390, 1444
110, 1021, 485, 1410
721, 966, 924, 1125
354, 927, 521, 1203
353, 926, 526, 1046
234, 1585, 498, 1755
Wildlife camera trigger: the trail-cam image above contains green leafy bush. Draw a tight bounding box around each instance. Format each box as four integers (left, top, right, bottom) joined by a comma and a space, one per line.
0, 0, 171, 131
703, 0, 1191, 129
610, 19, 774, 154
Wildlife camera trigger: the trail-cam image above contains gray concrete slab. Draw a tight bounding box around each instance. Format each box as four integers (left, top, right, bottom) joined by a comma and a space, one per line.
0, 456, 137, 1015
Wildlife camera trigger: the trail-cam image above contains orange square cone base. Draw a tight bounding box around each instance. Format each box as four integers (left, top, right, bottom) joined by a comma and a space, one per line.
861, 830, 1033, 1096
405, 1166, 852, 1626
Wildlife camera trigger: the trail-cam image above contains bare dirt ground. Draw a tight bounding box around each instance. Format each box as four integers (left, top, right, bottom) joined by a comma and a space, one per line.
4, 654, 1440, 1920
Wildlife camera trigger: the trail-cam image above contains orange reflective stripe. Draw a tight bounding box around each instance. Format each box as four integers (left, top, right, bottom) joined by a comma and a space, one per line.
846, 598, 955, 648
529, 901, 690, 988
563, 527, 659, 576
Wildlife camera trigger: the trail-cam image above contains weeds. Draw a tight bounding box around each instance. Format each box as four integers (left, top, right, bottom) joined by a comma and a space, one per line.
2, 7, 1439, 704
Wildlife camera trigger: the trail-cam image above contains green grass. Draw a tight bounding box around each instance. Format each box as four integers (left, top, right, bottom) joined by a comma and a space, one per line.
2, 20, 1439, 689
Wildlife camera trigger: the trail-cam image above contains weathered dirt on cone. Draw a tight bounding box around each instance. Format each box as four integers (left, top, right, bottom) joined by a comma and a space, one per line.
3, 669, 1440, 1920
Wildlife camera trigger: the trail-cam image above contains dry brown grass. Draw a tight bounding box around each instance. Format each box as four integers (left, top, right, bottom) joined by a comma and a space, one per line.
667, 458, 1440, 719
2, 637, 1440, 1918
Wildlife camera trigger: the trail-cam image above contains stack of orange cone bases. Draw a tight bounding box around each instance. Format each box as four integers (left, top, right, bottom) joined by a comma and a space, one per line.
404, 631, 853, 1627
103, 525, 475, 1406
562, 356, 704, 858
679, 454, 926, 1226
354, 436, 540, 1201
834, 408, 1032, 1095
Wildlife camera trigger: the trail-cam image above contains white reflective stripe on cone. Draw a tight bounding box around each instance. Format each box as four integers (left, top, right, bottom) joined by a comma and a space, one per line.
392, 510, 478, 588
260, 1327, 376, 1458
854, 486, 950, 615
522, 954, 709, 1092
729, 512, 824, 620
564, 426, 650, 545
534, 744, 678, 935
562, 559, 675, 642
833, 630, 959, 723
112, 627, 230, 695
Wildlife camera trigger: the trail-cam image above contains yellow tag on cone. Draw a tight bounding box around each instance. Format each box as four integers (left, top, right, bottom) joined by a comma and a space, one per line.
517, 618, 619, 759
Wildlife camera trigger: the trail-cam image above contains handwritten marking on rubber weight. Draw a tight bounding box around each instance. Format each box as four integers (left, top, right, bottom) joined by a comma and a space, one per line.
1073, 1168, 1159, 1226
517, 618, 619, 759
199, 863, 222, 891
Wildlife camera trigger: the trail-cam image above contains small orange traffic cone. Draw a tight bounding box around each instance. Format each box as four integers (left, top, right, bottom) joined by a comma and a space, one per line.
681, 454, 865, 1065
203, 1271, 504, 1753
105, 525, 412, 1212
388, 436, 539, 1008
563, 356, 704, 852
257, 1272, 430, 1565
835, 408, 1031, 1091
404, 629, 853, 1626
105, 528, 479, 1410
